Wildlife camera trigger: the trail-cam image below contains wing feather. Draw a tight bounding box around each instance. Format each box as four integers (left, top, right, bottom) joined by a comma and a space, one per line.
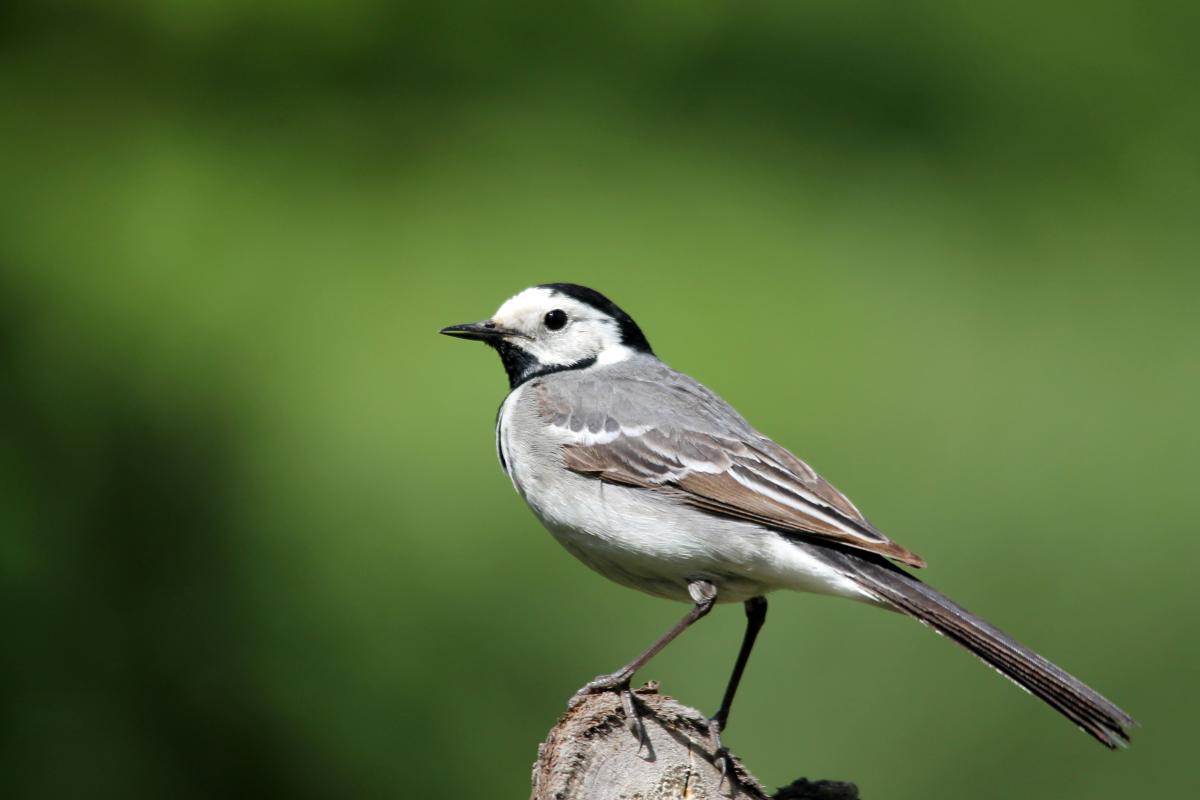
535, 378, 926, 568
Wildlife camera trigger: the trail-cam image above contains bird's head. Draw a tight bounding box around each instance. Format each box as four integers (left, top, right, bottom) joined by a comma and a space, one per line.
440, 283, 653, 388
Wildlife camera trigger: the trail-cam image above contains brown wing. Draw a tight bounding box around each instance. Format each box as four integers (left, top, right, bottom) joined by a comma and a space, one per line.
537, 382, 926, 568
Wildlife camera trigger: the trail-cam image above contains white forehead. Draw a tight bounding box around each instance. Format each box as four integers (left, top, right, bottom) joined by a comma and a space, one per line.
493, 286, 597, 324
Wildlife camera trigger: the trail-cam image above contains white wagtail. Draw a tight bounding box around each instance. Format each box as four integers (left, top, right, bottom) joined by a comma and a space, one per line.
441, 283, 1133, 757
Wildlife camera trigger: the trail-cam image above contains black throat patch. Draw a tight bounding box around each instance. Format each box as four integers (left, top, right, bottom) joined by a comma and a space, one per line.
492, 340, 598, 389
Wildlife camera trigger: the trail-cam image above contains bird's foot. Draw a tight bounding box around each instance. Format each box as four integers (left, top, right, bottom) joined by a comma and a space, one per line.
619, 686, 650, 752
708, 717, 735, 795
568, 671, 648, 752
568, 668, 633, 707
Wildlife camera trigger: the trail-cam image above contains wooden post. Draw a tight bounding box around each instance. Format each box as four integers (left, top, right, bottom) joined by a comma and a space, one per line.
531, 683, 859, 800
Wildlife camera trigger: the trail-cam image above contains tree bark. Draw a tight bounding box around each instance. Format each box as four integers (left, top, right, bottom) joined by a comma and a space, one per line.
531, 682, 859, 800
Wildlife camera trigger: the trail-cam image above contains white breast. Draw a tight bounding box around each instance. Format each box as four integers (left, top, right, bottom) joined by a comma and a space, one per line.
495, 384, 524, 485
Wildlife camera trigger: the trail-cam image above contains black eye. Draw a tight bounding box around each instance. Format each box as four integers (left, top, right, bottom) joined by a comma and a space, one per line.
544, 309, 568, 330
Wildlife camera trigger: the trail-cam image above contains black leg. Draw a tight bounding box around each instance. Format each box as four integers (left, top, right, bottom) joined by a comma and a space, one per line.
709, 595, 768, 785
571, 580, 719, 745
712, 595, 768, 732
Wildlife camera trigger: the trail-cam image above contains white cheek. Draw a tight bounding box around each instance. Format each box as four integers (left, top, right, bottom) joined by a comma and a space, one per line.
538, 325, 600, 364
507, 316, 631, 367
520, 339, 579, 366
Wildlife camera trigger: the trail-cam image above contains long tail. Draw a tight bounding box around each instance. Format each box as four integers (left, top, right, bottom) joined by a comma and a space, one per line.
823, 548, 1135, 747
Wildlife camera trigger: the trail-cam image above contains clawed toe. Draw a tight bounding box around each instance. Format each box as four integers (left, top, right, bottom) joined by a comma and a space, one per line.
619, 687, 649, 752
566, 675, 650, 752
708, 718, 736, 794
568, 671, 632, 709
714, 750, 731, 793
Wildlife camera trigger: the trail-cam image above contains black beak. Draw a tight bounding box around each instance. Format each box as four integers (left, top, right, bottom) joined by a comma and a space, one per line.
439, 320, 524, 342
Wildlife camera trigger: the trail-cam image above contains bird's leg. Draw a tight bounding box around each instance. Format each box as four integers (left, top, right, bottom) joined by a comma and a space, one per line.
571, 580, 719, 745
709, 595, 768, 786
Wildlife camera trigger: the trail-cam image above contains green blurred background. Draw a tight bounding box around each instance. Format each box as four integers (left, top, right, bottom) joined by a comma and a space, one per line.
2, 2, 1197, 798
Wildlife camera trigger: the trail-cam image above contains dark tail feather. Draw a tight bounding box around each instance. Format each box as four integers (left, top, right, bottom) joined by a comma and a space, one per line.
831, 551, 1135, 747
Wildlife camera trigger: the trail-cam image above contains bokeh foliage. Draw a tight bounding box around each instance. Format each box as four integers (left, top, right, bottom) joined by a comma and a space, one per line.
2, 2, 1197, 798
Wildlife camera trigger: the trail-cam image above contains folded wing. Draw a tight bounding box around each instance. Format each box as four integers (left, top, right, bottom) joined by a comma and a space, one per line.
533, 374, 926, 568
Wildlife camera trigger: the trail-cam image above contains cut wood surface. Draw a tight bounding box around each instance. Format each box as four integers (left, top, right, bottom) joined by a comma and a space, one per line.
531, 683, 859, 800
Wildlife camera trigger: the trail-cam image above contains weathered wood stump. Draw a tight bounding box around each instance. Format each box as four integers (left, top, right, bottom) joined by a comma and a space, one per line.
531, 683, 859, 799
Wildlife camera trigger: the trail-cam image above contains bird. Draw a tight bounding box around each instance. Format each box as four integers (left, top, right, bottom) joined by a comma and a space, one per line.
440, 282, 1134, 763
